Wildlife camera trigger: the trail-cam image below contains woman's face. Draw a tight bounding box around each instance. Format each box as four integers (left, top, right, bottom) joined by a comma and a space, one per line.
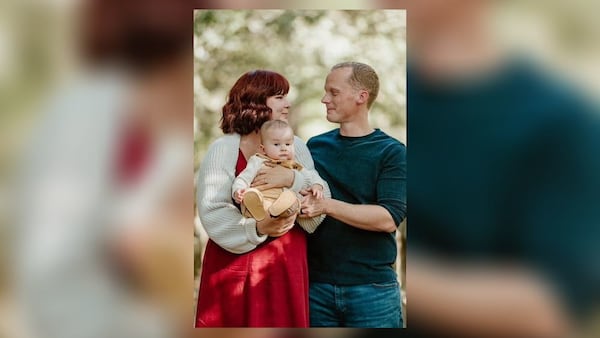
266, 94, 290, 121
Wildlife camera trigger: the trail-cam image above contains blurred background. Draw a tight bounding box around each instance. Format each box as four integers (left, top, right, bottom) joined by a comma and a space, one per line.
193, 9, 406, 156
0, 0, 599, 337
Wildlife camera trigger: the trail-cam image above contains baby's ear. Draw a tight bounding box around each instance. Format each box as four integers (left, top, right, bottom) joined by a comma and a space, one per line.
259, 144, 266, 153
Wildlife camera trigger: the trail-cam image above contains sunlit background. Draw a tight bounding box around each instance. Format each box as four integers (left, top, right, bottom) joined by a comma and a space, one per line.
1, 0, 599, 337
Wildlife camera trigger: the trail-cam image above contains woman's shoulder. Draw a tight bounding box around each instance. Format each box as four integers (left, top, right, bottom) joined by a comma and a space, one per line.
212, 133, 240, 145
293, 135, 309, 147
293, 135, 310, 151
201, 134, 240, 167
207, 133, 240, 151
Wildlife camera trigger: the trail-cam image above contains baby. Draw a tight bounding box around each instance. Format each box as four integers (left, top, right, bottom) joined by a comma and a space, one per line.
232, 120, 324, 225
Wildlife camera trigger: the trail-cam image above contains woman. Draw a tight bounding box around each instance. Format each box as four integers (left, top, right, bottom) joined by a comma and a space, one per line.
195, 70, 327, 327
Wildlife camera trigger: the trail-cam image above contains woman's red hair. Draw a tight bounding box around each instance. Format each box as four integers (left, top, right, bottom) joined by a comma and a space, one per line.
220, 70, 290, 135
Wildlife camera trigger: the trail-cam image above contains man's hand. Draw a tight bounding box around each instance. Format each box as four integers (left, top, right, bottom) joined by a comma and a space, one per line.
299, 189, 327, 218
299, 190, 396, 232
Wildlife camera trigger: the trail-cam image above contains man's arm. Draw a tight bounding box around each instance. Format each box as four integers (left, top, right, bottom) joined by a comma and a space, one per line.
300, 195, 396, 233
301, 139, 406, 233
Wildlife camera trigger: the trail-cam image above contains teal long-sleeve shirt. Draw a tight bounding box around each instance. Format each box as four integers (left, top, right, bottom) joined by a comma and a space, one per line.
307, 128, 406, 285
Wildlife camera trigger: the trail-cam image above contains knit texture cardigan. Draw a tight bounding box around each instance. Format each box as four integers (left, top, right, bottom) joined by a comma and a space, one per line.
197, 133, 329, 254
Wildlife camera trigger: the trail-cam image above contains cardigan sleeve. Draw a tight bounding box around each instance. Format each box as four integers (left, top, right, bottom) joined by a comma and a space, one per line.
293, 136, 331, 233
197, 137, 267, 254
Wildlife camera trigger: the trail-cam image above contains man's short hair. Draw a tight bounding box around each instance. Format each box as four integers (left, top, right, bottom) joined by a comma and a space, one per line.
332, 62, 380, 108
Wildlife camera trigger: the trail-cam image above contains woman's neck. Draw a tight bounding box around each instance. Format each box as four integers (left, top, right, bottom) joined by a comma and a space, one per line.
239, 132, 261, 159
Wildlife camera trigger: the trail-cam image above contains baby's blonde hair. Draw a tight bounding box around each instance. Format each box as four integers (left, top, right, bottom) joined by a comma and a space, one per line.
260, 120, 293, 140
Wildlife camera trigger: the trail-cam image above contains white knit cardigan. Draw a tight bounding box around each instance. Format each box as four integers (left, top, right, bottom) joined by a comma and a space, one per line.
196, 133, 329, 254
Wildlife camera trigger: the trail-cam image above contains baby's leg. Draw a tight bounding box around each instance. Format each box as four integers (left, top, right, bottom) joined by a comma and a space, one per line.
242, 188, 266, 221
268, 188, 300, 218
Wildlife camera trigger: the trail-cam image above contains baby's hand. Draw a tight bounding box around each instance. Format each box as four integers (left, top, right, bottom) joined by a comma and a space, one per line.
234, 189, 245, 204
311, 184, 324, 199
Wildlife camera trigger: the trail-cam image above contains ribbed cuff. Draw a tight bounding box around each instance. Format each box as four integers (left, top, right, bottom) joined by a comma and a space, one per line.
244, 217, 268, 245
297, 216, 323, 234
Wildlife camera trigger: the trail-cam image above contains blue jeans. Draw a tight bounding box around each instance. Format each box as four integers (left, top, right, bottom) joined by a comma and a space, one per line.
309, 281, 403, 328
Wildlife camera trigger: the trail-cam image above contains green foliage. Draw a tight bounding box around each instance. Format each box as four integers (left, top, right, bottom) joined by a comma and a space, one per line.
194, 10, 407, 170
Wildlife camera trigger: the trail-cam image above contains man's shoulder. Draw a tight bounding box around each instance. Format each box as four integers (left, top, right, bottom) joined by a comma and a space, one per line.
371, 130, 406, 160
373, 129, 405, 147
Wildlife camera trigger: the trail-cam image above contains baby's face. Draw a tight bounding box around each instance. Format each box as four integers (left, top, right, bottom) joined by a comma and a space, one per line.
261, 127, 295, 160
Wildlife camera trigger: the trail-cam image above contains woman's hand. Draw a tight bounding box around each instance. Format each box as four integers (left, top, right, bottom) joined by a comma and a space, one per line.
250, 163, 294, 191
256, 213, 297, 237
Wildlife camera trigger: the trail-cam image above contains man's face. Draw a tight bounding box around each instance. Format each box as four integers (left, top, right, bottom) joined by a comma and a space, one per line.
321, 67, 360, 123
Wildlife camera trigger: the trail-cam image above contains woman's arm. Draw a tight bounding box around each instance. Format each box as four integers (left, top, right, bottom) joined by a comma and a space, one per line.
293, 137, 331, 233
197, 138, 267, 254
294, 137, 330, 193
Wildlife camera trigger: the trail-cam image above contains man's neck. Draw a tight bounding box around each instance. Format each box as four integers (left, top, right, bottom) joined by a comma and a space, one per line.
339, 120, 375, 137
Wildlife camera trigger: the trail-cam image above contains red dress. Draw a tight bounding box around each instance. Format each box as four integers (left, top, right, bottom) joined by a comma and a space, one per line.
195, 150, 309, 327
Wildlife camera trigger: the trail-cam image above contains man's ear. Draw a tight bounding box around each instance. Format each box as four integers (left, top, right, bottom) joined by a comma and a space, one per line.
356, 89, 369, 106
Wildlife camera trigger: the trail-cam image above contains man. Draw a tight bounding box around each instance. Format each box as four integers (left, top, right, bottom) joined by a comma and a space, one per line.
300, 62, 407, 328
